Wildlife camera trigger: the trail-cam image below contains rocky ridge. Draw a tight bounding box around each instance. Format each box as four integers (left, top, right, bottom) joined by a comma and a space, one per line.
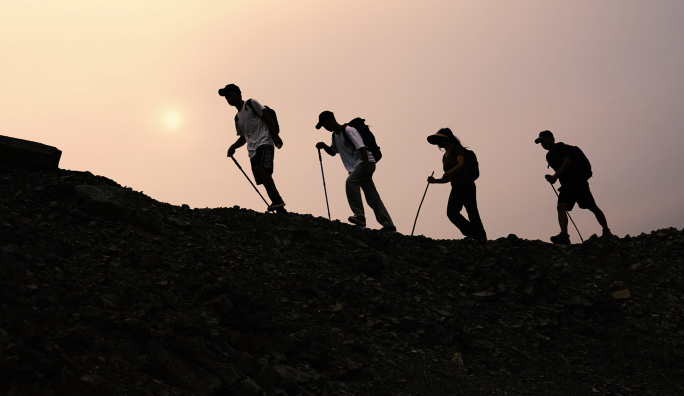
1, 165, 684, 396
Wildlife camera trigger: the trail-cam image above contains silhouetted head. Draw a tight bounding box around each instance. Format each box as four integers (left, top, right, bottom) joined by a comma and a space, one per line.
218, 84, 242, 106
535, 130, 555, 150
316, 111, 338, 132
427, 128, 463, 150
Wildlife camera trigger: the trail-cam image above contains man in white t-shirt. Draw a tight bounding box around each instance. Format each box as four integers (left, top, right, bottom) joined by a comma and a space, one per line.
219, 84, 285, 211
315, 111, 395, 232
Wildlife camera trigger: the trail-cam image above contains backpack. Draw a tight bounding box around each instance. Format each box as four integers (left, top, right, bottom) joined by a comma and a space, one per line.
463, 148, 480, 181
342, 118, 383, 162
548, 143, 592, 180
565, 144, 592, 180
234, 99, 280, 133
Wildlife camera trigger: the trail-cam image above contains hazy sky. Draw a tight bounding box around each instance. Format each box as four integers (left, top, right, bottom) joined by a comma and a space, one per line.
2, 0, 683, 241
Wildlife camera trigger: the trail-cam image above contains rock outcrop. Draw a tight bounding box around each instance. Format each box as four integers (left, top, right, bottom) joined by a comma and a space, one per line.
0, 135, 62, 171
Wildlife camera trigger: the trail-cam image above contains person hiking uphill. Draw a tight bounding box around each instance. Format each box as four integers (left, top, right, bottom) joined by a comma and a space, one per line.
427, 128, 487, 240
315, 111, 396, 232
219, 84, 286, 211
535, 130, 611, 244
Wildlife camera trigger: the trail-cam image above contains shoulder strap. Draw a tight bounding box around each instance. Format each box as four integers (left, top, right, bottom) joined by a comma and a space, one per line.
341, 126, 354, 148
245, 99, 255, 112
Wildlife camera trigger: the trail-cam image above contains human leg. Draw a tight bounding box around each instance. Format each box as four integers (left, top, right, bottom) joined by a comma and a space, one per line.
462, 183, 487, 240
557, 203, 569, 235
250, 145, 283, 206
345, 165, 366, 219
589, 205, 611, 235
358, 164, 394, 227
251, 165, 283, 204
446, 186, 473, 237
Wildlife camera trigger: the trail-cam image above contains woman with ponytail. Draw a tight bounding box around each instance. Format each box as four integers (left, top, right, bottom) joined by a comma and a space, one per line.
426, 128, 487, 240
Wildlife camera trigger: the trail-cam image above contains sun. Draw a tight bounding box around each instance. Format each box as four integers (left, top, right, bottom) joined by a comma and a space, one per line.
161, 109, 183, 130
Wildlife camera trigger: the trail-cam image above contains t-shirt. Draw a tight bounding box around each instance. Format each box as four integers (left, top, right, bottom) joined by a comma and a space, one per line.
442, 145, 472, 186
331, 126, 376, 172
234, 99, 273, 158
546, 142, 587, 187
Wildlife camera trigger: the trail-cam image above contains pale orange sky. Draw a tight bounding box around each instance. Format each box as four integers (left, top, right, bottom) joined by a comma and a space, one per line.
2, 0, 683, 241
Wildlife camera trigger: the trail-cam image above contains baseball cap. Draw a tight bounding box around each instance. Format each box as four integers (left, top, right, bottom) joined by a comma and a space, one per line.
315, 111, 334, 129
218, 84, 240, 97
535, 130, 554, 144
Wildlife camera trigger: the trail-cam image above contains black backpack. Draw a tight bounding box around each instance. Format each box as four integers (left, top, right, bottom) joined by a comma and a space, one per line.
548, 143, 592, 180
565, 144, 592, 180
342, 118, 383, 162
463, 148, 480, 181
234, 99, 280, 133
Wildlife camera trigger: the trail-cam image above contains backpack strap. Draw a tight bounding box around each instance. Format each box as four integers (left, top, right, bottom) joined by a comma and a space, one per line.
245, 99, 256, 113
341, 126, 355, 150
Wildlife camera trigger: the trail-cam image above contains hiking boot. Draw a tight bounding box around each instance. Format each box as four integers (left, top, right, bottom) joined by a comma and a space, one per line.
348, 216, 366, 227
602, 228, 613, 238
268, 198, 286, 211
550, 232, 571, 245
380, 225, 396, 232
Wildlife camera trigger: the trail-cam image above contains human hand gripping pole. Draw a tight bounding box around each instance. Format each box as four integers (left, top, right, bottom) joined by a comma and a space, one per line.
550, 183, 584, 243
318, 148, 331, 220
411, 171, 434, 236
229, 155, 269, 207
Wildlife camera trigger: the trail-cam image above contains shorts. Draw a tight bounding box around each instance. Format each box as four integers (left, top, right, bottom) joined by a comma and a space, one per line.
250, 144, 274, 185
557, 183, 596, 211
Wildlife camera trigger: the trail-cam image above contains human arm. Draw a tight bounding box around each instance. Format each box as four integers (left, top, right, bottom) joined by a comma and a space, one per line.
261, 110, 283, 149
227, 136, 246, 157
360, 147, 373, 177
315, 142, 337, 156
429, 155, 465, 184
546, 156, 571, 184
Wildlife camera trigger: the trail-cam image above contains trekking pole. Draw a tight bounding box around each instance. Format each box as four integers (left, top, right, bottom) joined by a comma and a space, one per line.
411, 171, 434, 236
551, 184, 584, 243
230, 156, 269, 207
317, 149, 331, 220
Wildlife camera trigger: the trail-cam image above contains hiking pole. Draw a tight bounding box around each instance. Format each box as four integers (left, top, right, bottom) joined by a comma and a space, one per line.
230, 156, 269, 207
411, 171, 434, 236
317, 149, 331, 220
551, 184, 584, 243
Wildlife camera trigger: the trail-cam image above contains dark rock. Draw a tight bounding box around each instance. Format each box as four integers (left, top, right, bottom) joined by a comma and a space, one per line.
149, 343, 221, 396
240, 377, 263, 396
255, 330, 296, 354
0, 135, 62, 171
254, 365, 279, 387
75, 185, 127, 220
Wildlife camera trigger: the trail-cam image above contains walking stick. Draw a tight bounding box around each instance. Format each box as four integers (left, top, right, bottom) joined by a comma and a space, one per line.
230, 156, 269, 207
317, 149, 331, 220
411, 171, 434, 236
551, 184, 584, 242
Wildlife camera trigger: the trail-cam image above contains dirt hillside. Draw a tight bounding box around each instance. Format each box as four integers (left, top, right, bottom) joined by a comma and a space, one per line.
1, 165, 683, 396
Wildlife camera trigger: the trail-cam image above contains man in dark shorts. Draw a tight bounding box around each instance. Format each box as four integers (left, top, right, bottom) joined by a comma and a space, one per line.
536, 130, 611, 244
220, 84, 285, 211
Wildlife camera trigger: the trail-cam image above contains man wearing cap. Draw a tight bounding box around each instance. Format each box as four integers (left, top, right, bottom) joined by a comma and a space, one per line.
315, 111, 396, 232
219, 84, 285, 211
536, 130, 611, 244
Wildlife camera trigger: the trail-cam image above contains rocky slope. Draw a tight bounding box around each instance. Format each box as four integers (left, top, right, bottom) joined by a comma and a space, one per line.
1, 165, 683, 396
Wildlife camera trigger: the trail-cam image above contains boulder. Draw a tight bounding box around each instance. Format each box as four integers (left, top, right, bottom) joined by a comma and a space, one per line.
0, 135, 62, 171
75, 185, 127, 220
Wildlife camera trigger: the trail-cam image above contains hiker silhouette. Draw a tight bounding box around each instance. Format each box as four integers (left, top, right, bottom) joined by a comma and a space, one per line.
535, 130, 611, 244
427, 128, 487, 240
219, 84, 286, 212
315, 111, 396, 232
